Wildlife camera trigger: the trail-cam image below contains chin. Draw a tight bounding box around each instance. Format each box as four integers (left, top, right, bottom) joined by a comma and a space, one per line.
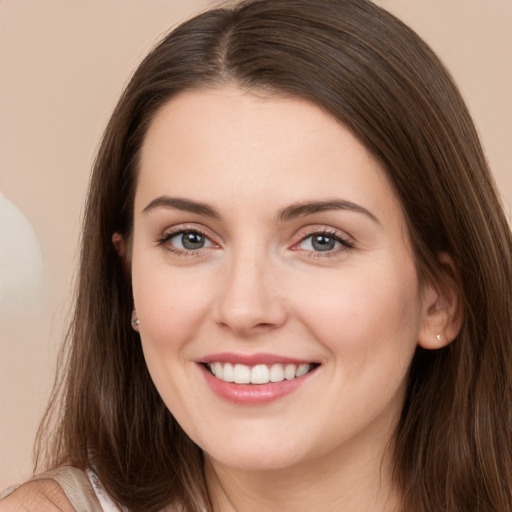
197, 429, 317, 472
206, 448, 304, 472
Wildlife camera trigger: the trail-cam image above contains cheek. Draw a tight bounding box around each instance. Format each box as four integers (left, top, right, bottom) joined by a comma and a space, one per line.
132, 261, 215, 360
131, 264, 217, 419
292, 262, 422, 436
294, 260, 422, 370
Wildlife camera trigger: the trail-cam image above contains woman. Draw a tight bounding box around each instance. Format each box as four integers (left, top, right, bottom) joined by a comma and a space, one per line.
2, 0, 511, 511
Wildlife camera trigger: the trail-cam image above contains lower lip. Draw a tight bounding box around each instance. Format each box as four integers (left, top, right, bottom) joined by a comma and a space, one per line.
199, 364, 316, 405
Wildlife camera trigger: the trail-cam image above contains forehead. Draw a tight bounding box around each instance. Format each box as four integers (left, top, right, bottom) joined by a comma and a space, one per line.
136, 86, 400, 221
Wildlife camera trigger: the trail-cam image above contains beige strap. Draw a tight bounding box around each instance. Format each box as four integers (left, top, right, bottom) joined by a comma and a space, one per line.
28, 466, 103, 512
0, 484, 20, 501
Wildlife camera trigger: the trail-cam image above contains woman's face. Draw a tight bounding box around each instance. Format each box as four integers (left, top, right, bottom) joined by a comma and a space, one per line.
129, 87, 434, 471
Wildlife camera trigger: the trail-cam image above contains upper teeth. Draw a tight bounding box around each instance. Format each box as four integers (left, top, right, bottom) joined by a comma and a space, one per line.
207, 362, 313, 384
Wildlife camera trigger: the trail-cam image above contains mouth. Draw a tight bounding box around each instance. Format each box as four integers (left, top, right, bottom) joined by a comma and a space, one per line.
198, 353, 321, 404
203, 362, 320, 385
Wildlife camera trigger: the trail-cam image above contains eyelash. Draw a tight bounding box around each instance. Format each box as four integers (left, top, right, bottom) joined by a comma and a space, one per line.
155, 227, 355, 258
155, 226, 213, 257
293, 229, 355, 258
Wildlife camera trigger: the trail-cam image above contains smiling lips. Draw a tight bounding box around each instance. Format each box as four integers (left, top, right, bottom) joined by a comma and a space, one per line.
199, 354, 319, 404
207, 362, 314, 384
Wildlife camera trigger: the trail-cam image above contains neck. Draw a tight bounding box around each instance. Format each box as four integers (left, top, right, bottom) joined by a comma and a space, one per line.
204, 429, 400, 512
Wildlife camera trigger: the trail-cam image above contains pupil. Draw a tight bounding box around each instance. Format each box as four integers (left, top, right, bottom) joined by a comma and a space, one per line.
182, 232, 205, 249
312, 235, 335, 251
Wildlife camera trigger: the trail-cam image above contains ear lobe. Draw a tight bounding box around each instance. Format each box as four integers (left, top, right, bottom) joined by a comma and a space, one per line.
131, 309, 140, 332
417, 254, 463, 350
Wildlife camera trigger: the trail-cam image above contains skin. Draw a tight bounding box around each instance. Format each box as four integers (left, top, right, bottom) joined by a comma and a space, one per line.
126, 87, 457, 512
0, 480, 75, 511
1, 86, 459, 511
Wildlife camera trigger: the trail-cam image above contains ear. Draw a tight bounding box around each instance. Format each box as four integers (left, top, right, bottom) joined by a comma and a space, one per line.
417, 253, 463, 350
112, 232, 131, 271
113, 232, 139, 331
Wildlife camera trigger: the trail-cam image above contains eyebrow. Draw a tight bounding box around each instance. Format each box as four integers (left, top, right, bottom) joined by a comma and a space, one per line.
142, 196, 221, 218
142, 196, 379, 225
276, 199, 380, 224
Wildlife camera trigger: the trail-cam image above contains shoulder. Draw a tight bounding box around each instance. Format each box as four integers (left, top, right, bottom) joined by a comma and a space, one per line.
0, 466, 103, 512
0, 478, 75, 511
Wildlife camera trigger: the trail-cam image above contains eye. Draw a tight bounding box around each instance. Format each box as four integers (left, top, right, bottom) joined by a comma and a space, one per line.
158, 229, 215, 252
300, 233, 340, 252
174, 230, 211, 250
294, 230, 354, 255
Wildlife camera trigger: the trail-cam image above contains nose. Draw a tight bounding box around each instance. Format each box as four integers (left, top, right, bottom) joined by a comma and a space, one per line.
214, 250, 288, 337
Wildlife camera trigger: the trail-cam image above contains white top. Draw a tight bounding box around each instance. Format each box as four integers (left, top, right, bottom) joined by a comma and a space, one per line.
86, 469, 124, 511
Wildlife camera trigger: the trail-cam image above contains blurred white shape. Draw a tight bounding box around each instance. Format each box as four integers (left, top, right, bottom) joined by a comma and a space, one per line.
0, 192, 45, 305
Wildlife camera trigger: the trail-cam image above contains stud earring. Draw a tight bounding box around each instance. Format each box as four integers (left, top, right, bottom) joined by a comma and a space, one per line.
436, 334, 442, 342
131, 310, 140, 329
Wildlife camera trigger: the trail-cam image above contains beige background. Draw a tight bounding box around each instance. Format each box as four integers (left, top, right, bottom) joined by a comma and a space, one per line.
0, 0, 510, 490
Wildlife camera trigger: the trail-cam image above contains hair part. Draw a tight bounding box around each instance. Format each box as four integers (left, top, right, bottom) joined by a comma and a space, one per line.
36, 1, 512, 511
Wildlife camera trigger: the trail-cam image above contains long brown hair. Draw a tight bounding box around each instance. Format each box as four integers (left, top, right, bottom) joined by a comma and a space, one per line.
35, 1, 512, 511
